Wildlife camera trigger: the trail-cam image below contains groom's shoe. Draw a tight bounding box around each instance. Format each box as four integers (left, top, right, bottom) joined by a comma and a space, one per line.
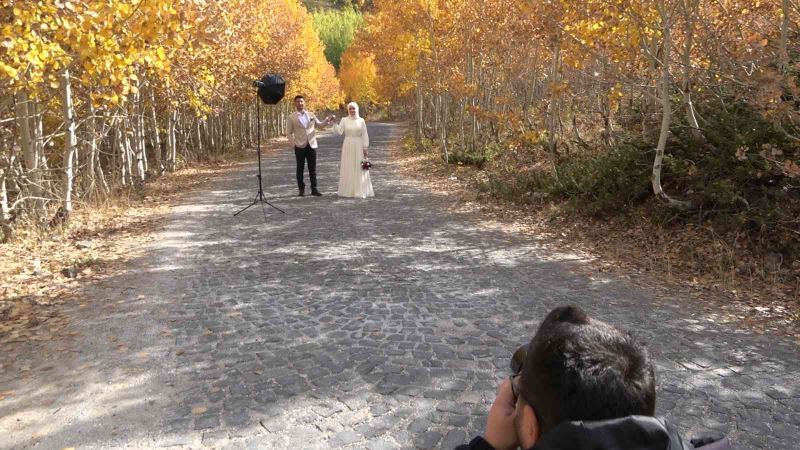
311, 190, 323, 197
298, 189, 305, 197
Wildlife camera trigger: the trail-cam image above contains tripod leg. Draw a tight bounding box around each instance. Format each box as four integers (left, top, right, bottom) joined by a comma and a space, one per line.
233, 199, 258, 216
262, 199, 285, 214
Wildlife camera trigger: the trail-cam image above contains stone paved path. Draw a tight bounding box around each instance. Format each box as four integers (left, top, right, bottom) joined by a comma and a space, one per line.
1, 123, 799, 449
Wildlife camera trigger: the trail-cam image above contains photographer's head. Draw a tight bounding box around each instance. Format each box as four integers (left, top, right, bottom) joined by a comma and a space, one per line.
294, 95, 305, 112
509, 305, 656, 448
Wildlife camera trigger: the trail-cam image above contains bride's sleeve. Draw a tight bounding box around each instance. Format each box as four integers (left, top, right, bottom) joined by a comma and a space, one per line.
362, 120, 369, 148
334, 118, 345, 135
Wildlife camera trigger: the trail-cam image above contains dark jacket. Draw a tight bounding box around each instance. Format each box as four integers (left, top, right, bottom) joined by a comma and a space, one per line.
456, 416, 731, 450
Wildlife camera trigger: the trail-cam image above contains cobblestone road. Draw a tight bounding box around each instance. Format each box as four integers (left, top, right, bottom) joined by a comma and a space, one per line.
1, 123, 798, 449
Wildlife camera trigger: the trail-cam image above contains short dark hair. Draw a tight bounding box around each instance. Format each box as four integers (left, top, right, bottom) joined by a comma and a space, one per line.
519, 305, 656, 433
294, 95, 304, 101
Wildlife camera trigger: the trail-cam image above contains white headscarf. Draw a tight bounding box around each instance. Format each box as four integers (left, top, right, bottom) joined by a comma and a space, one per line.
347, 101, 361, 120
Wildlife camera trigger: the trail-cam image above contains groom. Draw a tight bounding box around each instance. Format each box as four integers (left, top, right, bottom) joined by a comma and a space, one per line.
286, 95, 333, 197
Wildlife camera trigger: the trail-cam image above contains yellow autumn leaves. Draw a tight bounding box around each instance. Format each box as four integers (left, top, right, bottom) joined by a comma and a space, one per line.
1, 1, 180, 105
344, 0, 789, 112
0, 0, 339, 111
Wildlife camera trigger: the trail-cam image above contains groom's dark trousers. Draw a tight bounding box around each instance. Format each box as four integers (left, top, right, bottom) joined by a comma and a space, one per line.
295, 144, 317, 192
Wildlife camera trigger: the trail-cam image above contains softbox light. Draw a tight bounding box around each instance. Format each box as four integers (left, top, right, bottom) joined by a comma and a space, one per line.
255, 74, 285, 105
233, 73, 286, 217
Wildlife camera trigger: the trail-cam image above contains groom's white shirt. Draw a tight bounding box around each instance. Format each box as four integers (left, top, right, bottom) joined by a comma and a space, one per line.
286, 110, 322, 149
297, 111, 309, 128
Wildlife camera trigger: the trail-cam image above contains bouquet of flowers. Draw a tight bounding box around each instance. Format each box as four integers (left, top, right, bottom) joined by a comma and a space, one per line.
361, 160, 372, 170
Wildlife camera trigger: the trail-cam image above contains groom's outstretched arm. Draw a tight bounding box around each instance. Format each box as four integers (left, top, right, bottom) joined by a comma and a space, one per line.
312, 113, 334, 128
313, 114, 329, 128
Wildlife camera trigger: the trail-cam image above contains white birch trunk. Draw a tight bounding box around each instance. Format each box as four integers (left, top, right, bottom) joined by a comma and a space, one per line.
124, 125, 135, 184
86, 98, 98, 196
548, 37, 561, 178
781, 0, 790, 73
138, 91, 148, 176
167, 110, 177, 171
32, 99, 50, 195
440, 93, 449, 163
116, 125, 129, 186
15, 90, 44, 213
132, 90, 146, 182
416, 84, 424, 141
208, 115, 216, 153
681, 0, 703, 140
61, 68, 77, 217
181, 111, 191, 159
196, 119, 203, 155
95, 115, 110, 194
1, 169, 9, 220
148, 87, 162, 174
653, 3, 691, 208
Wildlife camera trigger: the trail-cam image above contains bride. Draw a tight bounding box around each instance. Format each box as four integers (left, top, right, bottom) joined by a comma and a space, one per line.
333, 102, 374, 198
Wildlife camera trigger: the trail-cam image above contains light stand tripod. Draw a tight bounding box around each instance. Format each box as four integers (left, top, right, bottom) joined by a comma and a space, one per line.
234, 91, 285, 216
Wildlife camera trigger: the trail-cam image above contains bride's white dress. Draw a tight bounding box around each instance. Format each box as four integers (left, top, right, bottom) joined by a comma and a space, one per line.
335, 117, 374, 198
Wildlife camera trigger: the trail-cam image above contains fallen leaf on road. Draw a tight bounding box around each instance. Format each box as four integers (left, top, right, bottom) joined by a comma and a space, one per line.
192, 406, 208, 415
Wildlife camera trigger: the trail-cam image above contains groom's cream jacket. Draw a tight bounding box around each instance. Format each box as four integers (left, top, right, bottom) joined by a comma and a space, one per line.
286, 111, 323, 149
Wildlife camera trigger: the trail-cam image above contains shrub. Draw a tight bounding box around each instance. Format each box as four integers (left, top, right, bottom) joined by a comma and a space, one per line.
526, 143, 653, 216
444, 144, 500, 168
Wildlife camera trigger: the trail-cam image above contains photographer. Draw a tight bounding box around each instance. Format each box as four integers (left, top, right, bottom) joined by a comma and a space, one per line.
458, 306, 730, 450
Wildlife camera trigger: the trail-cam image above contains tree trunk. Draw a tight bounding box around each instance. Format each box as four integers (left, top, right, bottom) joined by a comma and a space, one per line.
643, 35, 660, 140
124, 123, 135, 184
1, 168, 9, 221
440, 94, 449, 163
196, 119, 203, 156
780, 0, 790, 73
15, 90, 44, 214
681, 0, 703, 141
180, 111, 191, 160
115, 126, 127, 186
132, 88, 146, 182
416, 83, 425, 143
459, 98, 466, 153
652, 3, 691, 208
86, 97, 98, 197
95, 121, 110, 195
167, 110, 177, 171
149, 87, 163, 174
208, 115, 216, 153
31, 99, 51, 196
61, 68, 78, 218
547, 37, 561, 179
228, 110, 235, 150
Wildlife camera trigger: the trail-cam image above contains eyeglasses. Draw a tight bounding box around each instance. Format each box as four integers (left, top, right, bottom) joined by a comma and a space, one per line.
510, 344, 529, 400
